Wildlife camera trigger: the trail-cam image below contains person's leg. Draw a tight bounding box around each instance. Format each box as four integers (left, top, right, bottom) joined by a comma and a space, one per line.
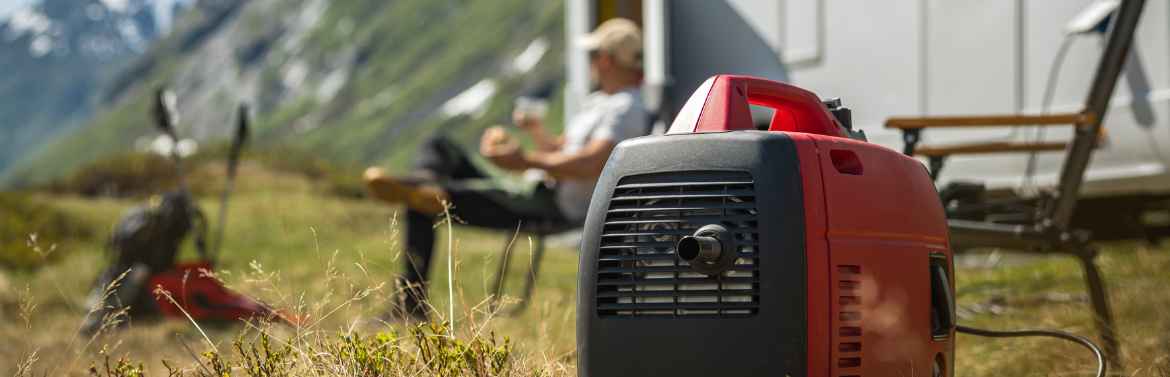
364, 169, 447, 215
365, 134, 501, 215
396, 209, 435, 321
446, 182, 567, 229
373, 134, 470, 321
414, 134, 488, 181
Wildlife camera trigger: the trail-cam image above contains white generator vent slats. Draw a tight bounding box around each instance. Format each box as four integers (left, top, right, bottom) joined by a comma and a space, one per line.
595, 171, 760, 317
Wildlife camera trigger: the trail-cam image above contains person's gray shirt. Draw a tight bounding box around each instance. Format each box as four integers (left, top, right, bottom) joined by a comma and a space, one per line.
556, 87, 647, 222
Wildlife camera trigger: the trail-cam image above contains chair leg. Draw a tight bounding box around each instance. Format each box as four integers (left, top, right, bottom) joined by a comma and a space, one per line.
1075, 247, 1123, 370
509, 236, 546, 316
489, 229, 520, 313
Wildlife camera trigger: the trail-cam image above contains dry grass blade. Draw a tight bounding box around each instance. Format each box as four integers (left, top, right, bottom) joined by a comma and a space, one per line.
152, 286, 217, 352
443, 199, 456, 337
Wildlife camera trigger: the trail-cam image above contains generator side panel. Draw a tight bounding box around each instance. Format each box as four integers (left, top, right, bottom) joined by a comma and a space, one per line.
789, 133, 832, 377
578, 131, 809, 377
827, 240, 943, 375
810, 136, 954, 377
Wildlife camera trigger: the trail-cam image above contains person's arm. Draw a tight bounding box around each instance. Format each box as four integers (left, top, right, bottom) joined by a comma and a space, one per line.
526, 125, 565, 152
517, 93, 645, 178
522, 138, 615, 180
514, 111, 563, 152
489, 92, 644, 177
484, 137, 615, 180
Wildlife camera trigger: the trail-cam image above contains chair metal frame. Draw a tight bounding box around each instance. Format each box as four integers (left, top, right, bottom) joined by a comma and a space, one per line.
487, 220, 572, 316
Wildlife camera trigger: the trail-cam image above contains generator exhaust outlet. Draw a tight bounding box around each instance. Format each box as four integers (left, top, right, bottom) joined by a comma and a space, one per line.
676, 224, 736, 275
676, 235, 718, 261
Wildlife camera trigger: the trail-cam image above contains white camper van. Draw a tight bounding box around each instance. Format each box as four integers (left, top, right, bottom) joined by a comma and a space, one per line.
565, 0, 1170, 238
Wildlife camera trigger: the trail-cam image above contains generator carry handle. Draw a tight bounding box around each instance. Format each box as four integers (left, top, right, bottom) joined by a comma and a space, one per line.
667, 74, 848, 137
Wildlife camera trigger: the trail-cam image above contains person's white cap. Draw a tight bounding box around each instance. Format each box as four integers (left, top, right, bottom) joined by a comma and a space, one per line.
577, 18, 643, 70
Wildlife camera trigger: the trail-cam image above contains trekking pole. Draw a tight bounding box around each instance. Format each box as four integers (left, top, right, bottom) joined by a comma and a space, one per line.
210, 103, 250, 264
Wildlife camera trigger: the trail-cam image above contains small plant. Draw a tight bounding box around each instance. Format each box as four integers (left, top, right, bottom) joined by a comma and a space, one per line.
410, 322, 512, 377
234, 333, 293, 377
328, 331, 404, 375
89, 355, 146, 377
198, 350, 233, 377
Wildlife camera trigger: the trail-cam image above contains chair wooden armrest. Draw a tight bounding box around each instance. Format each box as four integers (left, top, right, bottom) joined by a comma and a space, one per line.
914, 141, 1069, 157
885, 112, 1090, 129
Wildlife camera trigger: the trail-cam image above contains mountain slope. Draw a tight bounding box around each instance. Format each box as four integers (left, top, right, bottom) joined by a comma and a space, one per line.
4, 0, 565, 186
0, 0, 189, 173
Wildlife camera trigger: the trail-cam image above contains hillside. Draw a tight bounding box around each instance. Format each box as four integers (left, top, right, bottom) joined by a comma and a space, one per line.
0, 0, 189, 173
2, 0, 566, 186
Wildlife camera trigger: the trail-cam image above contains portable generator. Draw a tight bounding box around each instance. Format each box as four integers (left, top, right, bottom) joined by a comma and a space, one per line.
577, 75, 957, 377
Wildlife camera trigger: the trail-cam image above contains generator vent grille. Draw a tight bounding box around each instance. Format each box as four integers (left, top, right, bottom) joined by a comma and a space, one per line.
837, 264, 863, 373
595, 170, 759, 317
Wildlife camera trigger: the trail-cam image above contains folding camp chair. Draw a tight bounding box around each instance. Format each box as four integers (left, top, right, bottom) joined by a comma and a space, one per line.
487, 219, 577, 316
883, 0, 1146, 368
486, 110, 659, 316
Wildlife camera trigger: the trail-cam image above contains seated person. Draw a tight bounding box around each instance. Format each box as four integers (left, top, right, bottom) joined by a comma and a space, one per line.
363, 18, 648, 321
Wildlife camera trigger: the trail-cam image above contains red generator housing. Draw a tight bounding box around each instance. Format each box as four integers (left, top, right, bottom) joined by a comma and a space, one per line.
578, 75, 955, 377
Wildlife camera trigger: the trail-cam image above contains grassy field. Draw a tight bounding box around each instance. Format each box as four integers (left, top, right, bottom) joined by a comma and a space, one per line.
2, 159, 1169, 376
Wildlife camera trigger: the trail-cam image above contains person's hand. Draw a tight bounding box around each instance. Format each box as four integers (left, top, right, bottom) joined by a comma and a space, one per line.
486, 144, 527, 171
480, 126, 527, 170
513, 110, 544, 132
480, 126, 511, 153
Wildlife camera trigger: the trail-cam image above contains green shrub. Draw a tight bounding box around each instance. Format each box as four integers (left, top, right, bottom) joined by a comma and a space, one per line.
249, 146, 367, 199
45, 152, 217, 198
0, 193, 92, 269
322, 171, 368, 199
39, 144, 365, 200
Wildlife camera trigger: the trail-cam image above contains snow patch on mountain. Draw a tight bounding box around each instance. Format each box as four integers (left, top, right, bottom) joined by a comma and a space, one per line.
4, 7, 51, 39
151, 0, 188, 31
100, 0, 130, 13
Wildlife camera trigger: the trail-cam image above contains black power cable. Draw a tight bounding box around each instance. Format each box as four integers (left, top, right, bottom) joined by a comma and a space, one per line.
1023, 34, 1075, 190
956, 324, 1106, 377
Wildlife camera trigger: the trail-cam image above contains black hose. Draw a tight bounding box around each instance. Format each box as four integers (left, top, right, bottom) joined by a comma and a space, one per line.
956, 324, 1106, 377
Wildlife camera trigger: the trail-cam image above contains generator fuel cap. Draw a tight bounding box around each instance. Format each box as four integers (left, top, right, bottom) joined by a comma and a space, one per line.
676, 224, 737, 275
